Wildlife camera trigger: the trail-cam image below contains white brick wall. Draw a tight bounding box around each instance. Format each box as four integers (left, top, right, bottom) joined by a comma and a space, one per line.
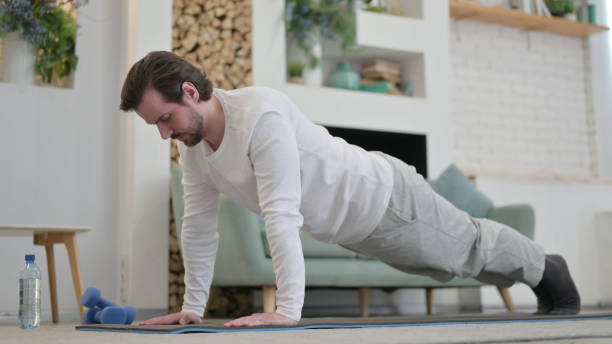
450, 20, 596, 179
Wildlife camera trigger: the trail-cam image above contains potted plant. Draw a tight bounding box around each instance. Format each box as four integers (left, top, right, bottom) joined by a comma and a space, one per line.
544, 0, 574, 17
363, 0, 387, 13
285, 0, 358, 85
0, 0, 84, 86
35, 4, 79, 86
287, 60, 305, 84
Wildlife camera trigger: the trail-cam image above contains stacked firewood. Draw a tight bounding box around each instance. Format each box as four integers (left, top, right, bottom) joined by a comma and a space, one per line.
0, 40, 3, 81
169, 0, 254, 317
172, 0, 253, 90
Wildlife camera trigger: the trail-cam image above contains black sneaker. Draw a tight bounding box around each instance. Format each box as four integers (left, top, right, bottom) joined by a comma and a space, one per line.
532, 286, 553, 315
532, 254, 581, 315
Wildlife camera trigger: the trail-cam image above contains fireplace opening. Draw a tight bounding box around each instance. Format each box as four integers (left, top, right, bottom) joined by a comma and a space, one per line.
325, 126, 428, 179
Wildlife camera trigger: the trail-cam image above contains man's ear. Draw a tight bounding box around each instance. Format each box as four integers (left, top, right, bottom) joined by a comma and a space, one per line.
181, 82, 200, 103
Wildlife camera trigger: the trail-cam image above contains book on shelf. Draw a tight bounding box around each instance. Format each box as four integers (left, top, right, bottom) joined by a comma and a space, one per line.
361, 60, 400, 75
361, 71, 402, 84
359, 78, 403, 95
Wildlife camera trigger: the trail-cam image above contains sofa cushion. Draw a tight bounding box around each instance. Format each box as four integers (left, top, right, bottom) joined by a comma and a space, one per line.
431, 164, 493, 218
261, 230, 357, 259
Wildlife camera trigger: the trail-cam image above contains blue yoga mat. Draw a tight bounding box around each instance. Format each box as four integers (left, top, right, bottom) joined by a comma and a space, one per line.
75, 312, 612, 334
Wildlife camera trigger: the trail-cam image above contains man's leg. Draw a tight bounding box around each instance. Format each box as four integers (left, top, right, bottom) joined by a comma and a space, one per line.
344, 154, 579, 314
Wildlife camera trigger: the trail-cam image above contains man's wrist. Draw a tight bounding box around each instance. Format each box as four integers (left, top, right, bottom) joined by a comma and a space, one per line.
181, 307, 204, 317
274, 308, 301, 322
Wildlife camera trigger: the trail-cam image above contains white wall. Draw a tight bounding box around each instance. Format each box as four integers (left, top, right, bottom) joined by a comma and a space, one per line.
0, 0, 173, 321
449, 15, 612, 309
449, 7, 612, 309
451, 20, 593, 179
0, 0, 123, 320
478, 178, 612, 308
589, 0, 612, 179
118, 0, 173, 313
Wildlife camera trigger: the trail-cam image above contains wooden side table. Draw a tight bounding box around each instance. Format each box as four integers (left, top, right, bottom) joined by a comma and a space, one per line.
0, 226, 90, 323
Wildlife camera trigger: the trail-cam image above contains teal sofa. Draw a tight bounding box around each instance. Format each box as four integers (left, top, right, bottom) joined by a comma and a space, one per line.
171, 164, 535, 316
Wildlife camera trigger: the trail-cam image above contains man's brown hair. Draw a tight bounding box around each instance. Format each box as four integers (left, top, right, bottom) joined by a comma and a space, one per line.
120, 51, 213, 112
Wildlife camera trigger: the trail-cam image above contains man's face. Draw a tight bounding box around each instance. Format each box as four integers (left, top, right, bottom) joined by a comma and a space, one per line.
136, 87, 204, 147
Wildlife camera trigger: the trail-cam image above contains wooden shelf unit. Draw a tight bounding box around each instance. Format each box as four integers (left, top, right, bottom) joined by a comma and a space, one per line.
449, 0, 609, 38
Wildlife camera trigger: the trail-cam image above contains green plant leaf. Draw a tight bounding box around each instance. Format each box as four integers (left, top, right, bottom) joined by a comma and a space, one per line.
34, 6, 80, 85
285, 0, 359, 71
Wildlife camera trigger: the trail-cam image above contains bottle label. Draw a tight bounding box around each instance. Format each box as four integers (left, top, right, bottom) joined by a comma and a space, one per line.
19, 279, 40, 305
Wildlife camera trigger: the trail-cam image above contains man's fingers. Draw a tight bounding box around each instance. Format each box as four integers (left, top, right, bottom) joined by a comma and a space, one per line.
223, 313, 298, 328
139, 312, 198, 325
224, 315, 252, 327
187, 313, 203, 324
140, 315, 172, 325
139, 315, 167, 325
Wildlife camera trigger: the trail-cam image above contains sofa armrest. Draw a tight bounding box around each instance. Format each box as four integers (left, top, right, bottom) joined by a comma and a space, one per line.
487, 204, 535, 239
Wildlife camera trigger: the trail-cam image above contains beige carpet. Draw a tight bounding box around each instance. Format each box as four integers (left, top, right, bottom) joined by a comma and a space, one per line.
75, 312, 612, 333
3, 313, 612, 344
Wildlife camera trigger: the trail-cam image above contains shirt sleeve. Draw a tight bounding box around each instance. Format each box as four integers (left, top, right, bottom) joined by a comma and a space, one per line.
248, 112, 305, 322
177, 143, 220, 317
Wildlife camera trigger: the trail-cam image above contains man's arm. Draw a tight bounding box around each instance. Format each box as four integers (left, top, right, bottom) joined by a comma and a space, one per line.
140, 145, 220, 325
226, 112, 305, 327
179, 144, 221, 317
180, 173, 220, 317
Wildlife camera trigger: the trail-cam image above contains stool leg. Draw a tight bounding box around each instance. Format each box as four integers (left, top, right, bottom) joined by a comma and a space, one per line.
426, 288, 434, 315
262, 285, 276, 313
497, 286, 516, 312
358, 288, 370, 317
44, 244, 59, 324
63, 233, 84, 322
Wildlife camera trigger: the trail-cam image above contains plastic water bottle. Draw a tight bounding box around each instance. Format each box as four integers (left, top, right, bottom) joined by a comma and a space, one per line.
19, 254, 41, 329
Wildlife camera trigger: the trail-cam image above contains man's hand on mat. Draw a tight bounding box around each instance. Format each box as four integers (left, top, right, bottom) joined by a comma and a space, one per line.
224, 312, 297, 327
139, 312, 202, 325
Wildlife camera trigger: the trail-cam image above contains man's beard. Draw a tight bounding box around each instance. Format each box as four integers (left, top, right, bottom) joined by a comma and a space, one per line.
174, 111, 204, 147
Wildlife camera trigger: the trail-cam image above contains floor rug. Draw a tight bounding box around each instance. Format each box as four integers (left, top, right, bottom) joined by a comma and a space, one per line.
75, 312, 612, 334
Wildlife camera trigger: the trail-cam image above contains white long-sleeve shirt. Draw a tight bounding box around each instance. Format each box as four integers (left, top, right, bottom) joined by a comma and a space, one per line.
178, 87, 393, 321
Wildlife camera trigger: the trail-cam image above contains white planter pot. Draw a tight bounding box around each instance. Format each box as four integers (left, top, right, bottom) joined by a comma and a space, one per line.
2, 32, 37, 85
286, 33, 323, 87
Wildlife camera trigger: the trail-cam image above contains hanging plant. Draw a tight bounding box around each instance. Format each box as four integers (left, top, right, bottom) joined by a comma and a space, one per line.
35, 5, 78, 84
0, 0, 87, 85
285, 0, 358, 68
0, 0, 54, 45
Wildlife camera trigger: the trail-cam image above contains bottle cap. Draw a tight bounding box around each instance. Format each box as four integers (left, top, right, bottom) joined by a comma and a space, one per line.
25, 254, 35, 262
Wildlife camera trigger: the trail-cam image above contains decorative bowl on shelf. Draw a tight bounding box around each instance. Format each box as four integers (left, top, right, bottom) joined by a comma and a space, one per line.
329, 62, 361, 90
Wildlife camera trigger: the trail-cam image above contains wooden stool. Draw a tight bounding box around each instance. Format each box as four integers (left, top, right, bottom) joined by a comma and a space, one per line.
1, 226, 90, 323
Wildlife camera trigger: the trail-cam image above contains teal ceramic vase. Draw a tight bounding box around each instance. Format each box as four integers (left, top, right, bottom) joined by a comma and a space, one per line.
329, 63, 361, 90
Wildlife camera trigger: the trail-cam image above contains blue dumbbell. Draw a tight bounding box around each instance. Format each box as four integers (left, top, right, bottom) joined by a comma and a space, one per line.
123, 305, 137, 325
85, 306, 135, 325
81, 287, 138, 324
95, 306, 127, 324
81, 287, 118, 309
84, 306, 100, 324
